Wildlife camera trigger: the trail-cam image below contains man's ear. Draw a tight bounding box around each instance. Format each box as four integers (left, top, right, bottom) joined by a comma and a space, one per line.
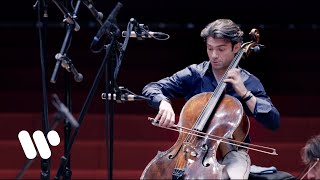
233, 43, 241, 53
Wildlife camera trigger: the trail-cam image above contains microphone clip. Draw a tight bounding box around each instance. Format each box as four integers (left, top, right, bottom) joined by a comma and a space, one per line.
101, 86, 150, 103
55, 53, 70, 72
101, 86, 129, 103
123, 18, 170, 40
55, 53, 83, 82
130, 18, 150, 40
50, 0, 80, 31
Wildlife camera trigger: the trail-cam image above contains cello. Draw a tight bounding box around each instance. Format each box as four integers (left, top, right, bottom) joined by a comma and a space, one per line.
140, 28, 277, 179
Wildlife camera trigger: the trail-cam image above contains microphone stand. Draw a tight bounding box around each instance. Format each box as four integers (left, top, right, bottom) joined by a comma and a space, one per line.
16, 94, 79, 180
34, 0, 51, 179
53, 10, 153, 179
49, 0, 83, 179
54, 4, 140, 177
54, 24, 121, 179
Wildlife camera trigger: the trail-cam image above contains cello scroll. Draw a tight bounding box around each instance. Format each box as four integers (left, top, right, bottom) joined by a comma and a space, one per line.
241, 28, 265, 59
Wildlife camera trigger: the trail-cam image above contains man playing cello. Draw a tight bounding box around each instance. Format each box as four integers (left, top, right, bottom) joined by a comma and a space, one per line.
142, 19, 280, 179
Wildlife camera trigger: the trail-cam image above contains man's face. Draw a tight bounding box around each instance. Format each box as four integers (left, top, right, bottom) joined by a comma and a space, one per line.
206, 37, 240, 72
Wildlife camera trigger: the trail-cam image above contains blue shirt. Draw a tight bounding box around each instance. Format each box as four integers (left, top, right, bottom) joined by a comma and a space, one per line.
142, 61, 280, 131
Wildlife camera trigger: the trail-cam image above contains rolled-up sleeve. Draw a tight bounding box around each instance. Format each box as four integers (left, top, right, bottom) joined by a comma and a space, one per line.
252, 97, 280, 130
255, 98, 272, 113
239, 72, 280, 131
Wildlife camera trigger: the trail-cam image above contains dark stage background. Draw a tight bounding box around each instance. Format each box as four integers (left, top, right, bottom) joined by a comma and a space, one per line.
1, 0, 320, 115
0, 0, 319, 179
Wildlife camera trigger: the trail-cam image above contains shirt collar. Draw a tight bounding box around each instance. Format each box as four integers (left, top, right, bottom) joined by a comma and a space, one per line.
201, 61, 211, 77
201, 60, 250, 82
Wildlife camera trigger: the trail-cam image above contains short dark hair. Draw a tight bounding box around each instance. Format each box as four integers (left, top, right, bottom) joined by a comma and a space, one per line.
200, 19, 243, 44
302, 134, 320, 164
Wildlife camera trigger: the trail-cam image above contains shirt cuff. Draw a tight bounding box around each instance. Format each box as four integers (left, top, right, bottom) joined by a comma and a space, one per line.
152, 95, 170, 109
254, 98, 272, 114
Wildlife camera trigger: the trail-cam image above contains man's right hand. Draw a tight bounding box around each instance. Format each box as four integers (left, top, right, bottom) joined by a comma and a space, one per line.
154, 99, 175, 127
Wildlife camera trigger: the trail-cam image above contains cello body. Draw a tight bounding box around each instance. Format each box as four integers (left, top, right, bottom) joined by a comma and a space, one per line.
140, 92, 249, 179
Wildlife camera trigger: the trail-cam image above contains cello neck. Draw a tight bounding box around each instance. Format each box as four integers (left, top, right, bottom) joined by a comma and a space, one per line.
194, 49, 245, 131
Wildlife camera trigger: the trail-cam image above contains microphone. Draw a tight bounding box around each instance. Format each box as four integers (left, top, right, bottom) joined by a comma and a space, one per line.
91, 2, 123, 46
56, 53, 83, 82
122, 31, 168, 39
68, 64, 83, 82
122, 18, 169, 40
101, 93, 150, 102
82, 0, 103, 22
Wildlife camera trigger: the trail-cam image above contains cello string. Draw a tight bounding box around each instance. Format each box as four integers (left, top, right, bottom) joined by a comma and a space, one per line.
184, 49, 243, 143
189, 48, 244, 134
170, 46, 251, 171
178, 49, 244, 145
186, 48, 245, 145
